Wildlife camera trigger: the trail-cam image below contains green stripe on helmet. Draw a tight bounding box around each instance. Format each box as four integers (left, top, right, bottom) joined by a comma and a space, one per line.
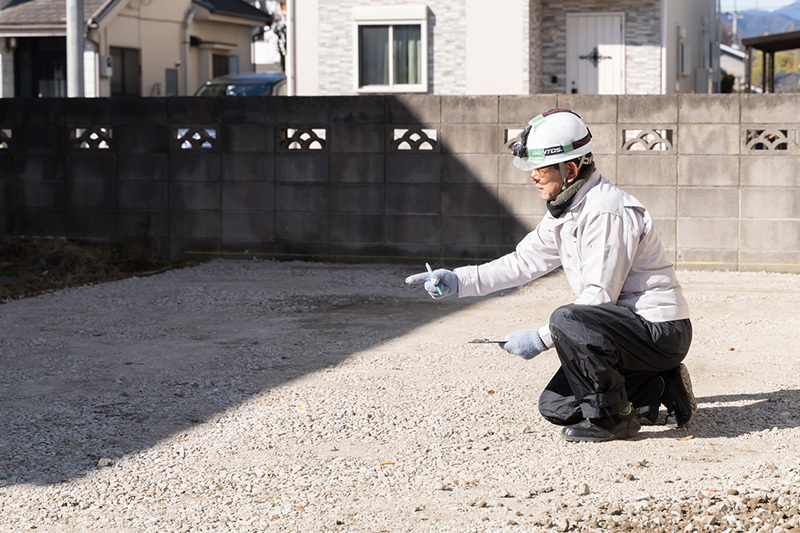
528, 148, 545, 161
529, 114, 547, 130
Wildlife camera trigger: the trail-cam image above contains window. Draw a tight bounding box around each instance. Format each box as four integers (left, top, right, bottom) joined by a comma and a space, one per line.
165, 68, 178, 96
353, 5, 428, 93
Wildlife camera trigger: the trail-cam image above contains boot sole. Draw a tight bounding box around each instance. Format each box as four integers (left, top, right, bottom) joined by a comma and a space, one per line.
562, 420, 641, 443
562, 427, 640, 443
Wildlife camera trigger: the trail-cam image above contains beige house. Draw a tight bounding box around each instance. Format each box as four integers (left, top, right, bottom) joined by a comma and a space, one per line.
0, 0, 271, 98
287, 0, 720, 95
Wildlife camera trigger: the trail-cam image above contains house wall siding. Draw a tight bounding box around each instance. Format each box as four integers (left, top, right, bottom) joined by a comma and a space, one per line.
306, 0, 720, 96
539, 0, 662, 95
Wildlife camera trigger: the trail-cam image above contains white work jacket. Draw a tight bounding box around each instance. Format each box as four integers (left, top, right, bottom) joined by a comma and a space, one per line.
454, 171, 690, 348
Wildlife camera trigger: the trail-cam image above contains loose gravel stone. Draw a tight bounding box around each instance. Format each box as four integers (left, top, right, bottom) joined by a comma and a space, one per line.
0, 261, 799, 531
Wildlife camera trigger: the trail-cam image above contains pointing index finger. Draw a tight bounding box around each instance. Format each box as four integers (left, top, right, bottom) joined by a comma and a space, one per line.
405, 271, 431, 285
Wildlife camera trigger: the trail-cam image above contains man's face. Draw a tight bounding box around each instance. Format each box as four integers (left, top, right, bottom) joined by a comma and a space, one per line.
530, 164, 565, 201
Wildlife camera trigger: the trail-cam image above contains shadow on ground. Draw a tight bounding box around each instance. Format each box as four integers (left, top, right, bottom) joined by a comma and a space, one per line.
640, 390, 800, 440
0, 261, 482, 487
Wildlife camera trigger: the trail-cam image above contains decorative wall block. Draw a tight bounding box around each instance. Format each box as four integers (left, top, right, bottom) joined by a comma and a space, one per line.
280, 128, 327, 150
504, 128, 523, 151
391, 128, 438, 151
622, 128, 674, 152
0, 128, 11, 149
72, 127, 112, 150
745, 128, 795, 152
174, 127, 217, 150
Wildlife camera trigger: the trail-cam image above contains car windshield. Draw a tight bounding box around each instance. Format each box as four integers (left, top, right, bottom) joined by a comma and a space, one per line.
195, 82, 277, 96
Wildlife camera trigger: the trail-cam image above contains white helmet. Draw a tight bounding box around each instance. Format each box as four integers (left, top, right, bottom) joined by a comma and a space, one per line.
512, 108, 594, 171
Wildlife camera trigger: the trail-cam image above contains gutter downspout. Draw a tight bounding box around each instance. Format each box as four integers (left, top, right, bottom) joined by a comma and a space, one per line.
661, 0, 668, 94
182, 6, 196, 96
286, 0, 295, 96
85, 30, 100, 97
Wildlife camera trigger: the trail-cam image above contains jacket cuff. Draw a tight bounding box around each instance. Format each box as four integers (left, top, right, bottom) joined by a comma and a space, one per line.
454, 265, 479, 298
538, 325, 553, 349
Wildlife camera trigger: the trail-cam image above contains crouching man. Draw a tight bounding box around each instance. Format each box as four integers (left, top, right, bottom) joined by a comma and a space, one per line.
407, 108, 696, 442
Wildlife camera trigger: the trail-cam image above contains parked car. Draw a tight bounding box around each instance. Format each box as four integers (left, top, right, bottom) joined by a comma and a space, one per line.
194, 72, 287, 96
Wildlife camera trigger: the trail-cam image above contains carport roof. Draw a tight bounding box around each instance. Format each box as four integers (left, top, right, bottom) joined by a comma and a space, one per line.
742, 30, 800, 53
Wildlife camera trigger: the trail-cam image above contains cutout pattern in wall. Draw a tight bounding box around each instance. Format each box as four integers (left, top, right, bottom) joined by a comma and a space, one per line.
280, 128, 326, 150
622, 129, 674, 152
504, 128, 523, 152
746, 129, 792, 151
175, 127, 217, 150
72, 127, 112, 150
391, 128, 438, 151
0, 128, 10, 149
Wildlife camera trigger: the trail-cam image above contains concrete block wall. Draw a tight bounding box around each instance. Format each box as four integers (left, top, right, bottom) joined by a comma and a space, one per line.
1, 94, 800, 273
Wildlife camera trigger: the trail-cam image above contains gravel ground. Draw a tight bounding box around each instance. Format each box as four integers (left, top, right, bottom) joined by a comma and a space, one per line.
1, 259, 799, 532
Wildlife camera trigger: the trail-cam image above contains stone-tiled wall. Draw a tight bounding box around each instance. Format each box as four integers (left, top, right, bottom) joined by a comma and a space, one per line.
528, 0, 541, 94
1, 94, 799, 273
317, 0, 468, 95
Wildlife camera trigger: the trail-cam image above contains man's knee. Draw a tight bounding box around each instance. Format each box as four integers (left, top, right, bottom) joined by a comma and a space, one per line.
549, 304, 576, 330
549, 304, 594, 333
538, 388, 582, 427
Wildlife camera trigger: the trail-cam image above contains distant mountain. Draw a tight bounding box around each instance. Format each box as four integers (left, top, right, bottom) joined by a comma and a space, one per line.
773, 0, 800, 23
722, 0, 800, 40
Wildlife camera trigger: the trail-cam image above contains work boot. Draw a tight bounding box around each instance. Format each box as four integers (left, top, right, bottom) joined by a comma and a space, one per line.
660, 363, 697, 428
562, 403, 641, 442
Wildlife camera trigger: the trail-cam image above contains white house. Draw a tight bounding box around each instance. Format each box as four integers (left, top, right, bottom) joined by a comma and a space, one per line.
0, 0, 271, 98
285, 0, 720, 95
720, 43, 746, 92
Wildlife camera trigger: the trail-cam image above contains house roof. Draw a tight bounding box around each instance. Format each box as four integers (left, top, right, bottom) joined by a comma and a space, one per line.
0, 0, 270, 28
193, 0, 271, 24
720, 43, 746, 60
0, 0, 110, 27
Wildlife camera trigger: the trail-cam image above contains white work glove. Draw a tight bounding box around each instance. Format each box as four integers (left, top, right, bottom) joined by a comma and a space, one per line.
405, 268, 459, 299
503, 329, 547, 360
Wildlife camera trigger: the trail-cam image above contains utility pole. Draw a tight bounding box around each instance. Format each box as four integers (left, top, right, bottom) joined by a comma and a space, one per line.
66, 0, 85, 97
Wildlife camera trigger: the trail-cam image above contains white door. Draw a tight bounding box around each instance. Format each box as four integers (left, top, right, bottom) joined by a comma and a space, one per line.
566, 13, 625, 94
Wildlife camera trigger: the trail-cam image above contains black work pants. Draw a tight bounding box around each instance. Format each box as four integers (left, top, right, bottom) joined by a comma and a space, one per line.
538, 304, 692, 424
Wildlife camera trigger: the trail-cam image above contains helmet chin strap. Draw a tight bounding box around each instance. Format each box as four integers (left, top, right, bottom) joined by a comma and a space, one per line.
559, 153, 594, 191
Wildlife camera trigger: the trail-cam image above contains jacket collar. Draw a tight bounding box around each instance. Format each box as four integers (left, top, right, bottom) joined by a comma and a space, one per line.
548, 169, 601, 225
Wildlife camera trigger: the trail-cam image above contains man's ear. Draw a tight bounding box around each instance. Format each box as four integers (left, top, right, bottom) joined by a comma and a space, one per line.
566, 161, 579, 183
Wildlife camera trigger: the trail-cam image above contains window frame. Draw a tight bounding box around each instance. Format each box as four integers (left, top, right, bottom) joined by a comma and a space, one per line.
352, 5, 428, 93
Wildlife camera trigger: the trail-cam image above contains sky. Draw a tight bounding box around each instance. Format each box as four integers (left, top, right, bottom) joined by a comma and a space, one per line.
720, 0, 797, 12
